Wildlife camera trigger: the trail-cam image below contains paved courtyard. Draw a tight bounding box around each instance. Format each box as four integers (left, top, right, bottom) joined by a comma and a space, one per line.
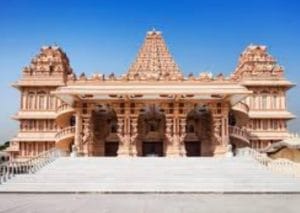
0, 194, 299, 213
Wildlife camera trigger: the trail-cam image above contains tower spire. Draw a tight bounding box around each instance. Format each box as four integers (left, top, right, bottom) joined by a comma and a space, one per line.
126, 30, 183, 81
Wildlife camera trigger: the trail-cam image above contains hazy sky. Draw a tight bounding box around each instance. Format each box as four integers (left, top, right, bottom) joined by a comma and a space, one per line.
0, 0, 299, 143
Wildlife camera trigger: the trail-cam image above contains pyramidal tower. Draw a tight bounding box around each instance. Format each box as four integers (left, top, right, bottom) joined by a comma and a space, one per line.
127, 29, 184, 81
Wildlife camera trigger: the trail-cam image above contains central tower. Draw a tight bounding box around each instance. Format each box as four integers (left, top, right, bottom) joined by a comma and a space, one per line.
127, 30, 183, 81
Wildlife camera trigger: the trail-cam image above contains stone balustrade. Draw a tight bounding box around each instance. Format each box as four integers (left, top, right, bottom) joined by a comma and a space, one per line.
229, 125, 250, 144
232, 102, 249, 114
0, 148, 65, 184
56, 103, 74, 117
55, 126, 75, 142
237, 147, 300, 178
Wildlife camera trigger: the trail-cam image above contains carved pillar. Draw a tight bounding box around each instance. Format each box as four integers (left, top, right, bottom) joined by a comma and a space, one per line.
212, 102, 230, 156
179, 117, 187, 156
165, 102, 182, 157
130, 117, 138, 156
74, 108, 82, 153
117, 115, 130, 156
81, 103, 93, 156
165, 116, 175, 156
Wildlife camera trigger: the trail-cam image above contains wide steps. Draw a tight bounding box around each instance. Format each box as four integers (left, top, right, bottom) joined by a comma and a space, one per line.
1, 157, 300, 193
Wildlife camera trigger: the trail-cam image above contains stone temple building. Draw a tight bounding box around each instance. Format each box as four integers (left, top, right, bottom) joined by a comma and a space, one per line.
6, 30, 295, 159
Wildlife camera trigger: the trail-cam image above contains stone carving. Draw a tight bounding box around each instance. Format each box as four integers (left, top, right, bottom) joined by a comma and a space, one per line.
22, 45, 73, 78
82, 121, 91, 144
213, 118, 222, 145
126, 30, 184, 81
232, 44, 284, 80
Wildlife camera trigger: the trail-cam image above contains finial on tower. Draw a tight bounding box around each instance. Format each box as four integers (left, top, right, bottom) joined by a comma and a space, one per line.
147, 27, 161, 35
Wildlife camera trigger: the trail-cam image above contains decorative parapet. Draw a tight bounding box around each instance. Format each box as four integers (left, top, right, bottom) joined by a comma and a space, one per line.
66, 72, 238, 85
229, 125, 250, 144
232, 102, 249, 115
55, 126, 75, 142
56, 103, 75, 117
237, 147, 300, 178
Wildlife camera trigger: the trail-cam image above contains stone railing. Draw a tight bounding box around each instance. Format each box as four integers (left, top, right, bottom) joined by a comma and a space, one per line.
237, 147, 300, 178
0, 148, 66, 184
229, 125, 250, 144
56, 103, 74, 117
5, 141, 19, 152
55, 126, 75, 142
232, 102, 249, 115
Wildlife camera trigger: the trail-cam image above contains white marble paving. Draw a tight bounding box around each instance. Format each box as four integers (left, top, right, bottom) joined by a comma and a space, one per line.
0, 157, 300, 193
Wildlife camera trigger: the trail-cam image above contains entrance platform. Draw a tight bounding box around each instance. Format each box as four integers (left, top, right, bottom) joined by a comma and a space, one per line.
0, 157, 300, 193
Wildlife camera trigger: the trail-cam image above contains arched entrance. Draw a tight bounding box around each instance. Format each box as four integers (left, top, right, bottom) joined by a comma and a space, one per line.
92, 105, 119, 156
137, 105, 166, 157
185, 105, 213, 156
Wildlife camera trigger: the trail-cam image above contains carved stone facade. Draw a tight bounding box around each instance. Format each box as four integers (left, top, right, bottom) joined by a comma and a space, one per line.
6, 30, 295, 159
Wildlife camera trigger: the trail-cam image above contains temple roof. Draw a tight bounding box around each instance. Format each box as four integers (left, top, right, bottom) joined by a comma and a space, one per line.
232, 44, 284, 80
126, 29, 184, 81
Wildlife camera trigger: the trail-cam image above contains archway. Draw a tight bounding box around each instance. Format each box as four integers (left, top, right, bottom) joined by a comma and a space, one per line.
136, 104, 166, 157
92, 105, 119, 156
185, 105, 213, 156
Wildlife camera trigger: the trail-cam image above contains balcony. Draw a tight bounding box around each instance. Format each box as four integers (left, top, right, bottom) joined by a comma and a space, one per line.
55, 126, 75, 143
229, 125, 250, 145
56, 103, 75, 127
232, 102, 249, 115
231, 102, 250, 126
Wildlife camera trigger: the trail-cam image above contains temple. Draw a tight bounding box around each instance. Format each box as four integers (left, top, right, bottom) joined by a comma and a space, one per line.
6, 30, 295, 159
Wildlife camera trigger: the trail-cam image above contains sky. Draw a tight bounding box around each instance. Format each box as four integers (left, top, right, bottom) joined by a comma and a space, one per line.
0, 0, 299, 143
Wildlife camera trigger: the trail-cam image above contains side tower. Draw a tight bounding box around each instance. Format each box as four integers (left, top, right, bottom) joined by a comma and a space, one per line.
232, 45, 294, 149
7, 46, 73, 159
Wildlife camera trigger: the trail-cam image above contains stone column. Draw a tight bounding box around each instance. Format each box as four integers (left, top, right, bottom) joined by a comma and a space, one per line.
212, 102, 230, 156
179, 117, 187, 156
130, 117, 138, 156
73, 108, 82, 157
81, 104, 93, 156
117, 115, 130, 156
165, 103, 182, 157
74, 110, 82, 147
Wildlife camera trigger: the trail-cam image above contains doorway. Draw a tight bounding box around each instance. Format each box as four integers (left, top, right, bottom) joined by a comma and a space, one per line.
105, 142, 119, 156
142, 142, 163, 157
185, 141, 201, 156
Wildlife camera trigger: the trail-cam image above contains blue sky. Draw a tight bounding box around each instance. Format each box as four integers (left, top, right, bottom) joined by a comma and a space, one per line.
0, 0, 299, 143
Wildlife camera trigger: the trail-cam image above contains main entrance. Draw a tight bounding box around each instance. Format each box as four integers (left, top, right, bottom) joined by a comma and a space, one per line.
142, 142, 163, 157
185, 141, 201, 156
105, 142, 119, 156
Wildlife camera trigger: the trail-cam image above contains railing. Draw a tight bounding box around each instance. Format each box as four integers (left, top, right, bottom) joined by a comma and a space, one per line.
237, 147, 300, 178
55, 126, 75, 142
56, 103, 74, 116
229, 125, 250, 144
5, 141, 19, 152
0, 148, 66, 184
232, 102, 249, 115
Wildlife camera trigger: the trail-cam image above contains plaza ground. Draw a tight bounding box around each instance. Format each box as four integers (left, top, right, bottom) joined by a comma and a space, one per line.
0, 194, 299, 213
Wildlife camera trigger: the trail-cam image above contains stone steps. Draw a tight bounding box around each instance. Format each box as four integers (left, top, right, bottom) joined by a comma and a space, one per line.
0, 157, 300, 193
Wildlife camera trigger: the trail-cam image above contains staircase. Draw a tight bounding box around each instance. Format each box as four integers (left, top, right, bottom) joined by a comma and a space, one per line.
1, 157, 300, 193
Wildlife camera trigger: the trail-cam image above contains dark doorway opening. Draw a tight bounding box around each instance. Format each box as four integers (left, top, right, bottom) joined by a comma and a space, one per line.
105, 142, 119, 156
185, 141, 201, 156
142, 142, 163, 157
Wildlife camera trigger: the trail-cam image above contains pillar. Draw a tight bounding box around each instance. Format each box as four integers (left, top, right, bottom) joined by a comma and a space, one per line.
130, 117, 138, 156
117, 115, 130, 156
165, 102, 183, 157
74, 109, 82, 149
